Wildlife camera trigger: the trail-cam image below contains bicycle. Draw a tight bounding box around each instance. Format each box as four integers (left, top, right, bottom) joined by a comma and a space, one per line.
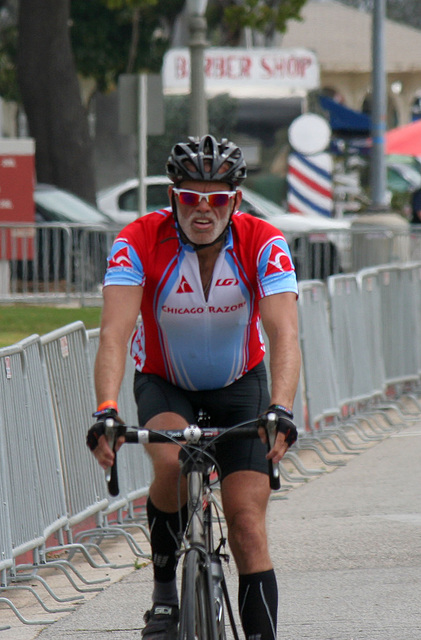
103, 410, 280, 640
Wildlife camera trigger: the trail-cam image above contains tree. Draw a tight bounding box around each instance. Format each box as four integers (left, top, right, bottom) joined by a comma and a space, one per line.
0, 0, 18, 101
148, 92, 239, 175
223, 0, 306, 41
70, 0, 185, 92
10, 0, 308, 201
17, 0, 96, 202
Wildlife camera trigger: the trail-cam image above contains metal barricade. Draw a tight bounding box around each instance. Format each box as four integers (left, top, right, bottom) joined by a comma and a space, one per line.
409, 225, 421, 261
0, 344, 44, 559
17, 335, 69, 540
263, 328, 307, 436
86, 329, 153, 517
397, 263, 421, 389
291, 232, 345, 281
415, 264, 421, 379
0, 343, 65, 625
85, 329, 133, 509
350, 220, 411, 271
0, 411, 14, 628
357, 267, 387, 399
40, 323, 110, 529
1, 221, 421, 306
327, 273, 379, 410
0, 222, 73, 301
77, 227, 117, 306
375, 264, 420, 392
0, 223, 118, 305
0, 398, 15, 585
0, 394, 54, 627
41, 322, 149, 557
297, 280, 341, 429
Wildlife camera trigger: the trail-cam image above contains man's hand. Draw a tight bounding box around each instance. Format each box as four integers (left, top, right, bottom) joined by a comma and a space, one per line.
257, 405, 298, 465
87, 408, 126, 470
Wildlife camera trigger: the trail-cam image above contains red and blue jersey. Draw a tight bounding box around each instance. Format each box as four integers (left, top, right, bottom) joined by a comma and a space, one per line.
104, 208, 298, 391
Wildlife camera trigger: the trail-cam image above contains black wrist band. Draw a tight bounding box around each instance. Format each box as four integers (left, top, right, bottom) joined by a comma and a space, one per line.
269, 404, 294, 420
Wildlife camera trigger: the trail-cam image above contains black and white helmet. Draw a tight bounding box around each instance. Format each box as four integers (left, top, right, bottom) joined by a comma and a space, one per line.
166, 135, 247, 186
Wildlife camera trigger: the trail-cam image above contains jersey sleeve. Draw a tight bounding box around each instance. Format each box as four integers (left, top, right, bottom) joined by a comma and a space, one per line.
256, 234, 298, 298
103, 237, 145, 287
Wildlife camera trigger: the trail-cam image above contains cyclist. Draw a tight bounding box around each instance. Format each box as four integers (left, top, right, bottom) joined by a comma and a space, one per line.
88, 135, 300, 640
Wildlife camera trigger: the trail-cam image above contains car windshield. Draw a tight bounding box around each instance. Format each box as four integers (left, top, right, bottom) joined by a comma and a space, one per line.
396, 164, 421, 187
118, 184, 170, 213
35, 187, 109, 223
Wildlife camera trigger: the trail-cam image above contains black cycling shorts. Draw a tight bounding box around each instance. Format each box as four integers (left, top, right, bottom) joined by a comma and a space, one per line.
133, 361, 270, 481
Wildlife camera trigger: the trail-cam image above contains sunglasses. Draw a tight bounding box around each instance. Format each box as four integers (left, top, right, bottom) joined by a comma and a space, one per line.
173, 188, 236, 208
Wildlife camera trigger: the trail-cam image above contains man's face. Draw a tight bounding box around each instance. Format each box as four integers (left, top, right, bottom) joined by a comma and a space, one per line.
169, 180, 242, 247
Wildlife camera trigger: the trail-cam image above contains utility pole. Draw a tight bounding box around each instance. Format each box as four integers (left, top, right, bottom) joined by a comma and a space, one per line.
370, 0, 388, 208
187, 0, 209, 137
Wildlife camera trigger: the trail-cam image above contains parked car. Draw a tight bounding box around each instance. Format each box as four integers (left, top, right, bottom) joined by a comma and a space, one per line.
15, 184, 115, 287
97, 176, 171, 226
35, 183, 114, 225
386, 162, 421, 194
97, 176, 351, 278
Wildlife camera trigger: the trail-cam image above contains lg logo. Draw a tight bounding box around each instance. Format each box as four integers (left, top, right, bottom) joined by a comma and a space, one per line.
215, 278, 239, 286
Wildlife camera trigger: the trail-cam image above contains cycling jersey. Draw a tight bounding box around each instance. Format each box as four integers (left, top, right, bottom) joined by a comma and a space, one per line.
104, 208, 298, 391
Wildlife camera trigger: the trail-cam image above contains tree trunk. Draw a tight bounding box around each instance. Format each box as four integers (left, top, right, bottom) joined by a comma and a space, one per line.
17, 0, 96, 203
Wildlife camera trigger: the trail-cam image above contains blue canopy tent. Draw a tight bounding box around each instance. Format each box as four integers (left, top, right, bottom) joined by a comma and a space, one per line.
319, 95, 372, 136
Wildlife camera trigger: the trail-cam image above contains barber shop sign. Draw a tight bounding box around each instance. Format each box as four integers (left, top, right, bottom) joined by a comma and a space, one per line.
163, 47, 320, 95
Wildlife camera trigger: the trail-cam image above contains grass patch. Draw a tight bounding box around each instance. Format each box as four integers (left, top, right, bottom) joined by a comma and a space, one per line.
0, 305, 102, 348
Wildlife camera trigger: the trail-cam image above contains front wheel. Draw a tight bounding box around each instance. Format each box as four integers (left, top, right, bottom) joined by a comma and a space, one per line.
178, 549, 221, 640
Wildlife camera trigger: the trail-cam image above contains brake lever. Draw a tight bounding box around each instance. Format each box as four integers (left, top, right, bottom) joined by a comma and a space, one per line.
265, 412, 281, 491
104, 417, 119, 496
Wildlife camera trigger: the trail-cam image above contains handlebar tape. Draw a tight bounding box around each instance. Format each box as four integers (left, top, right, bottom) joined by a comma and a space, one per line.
105, 417, 120, 496
107, 453, 119, 496
265, 412, 281, 490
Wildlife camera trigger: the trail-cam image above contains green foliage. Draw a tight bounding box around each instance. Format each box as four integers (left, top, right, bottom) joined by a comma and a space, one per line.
222, 0, 306, 34
390, 190, 412, 219
70, 0, 184, 91
208, 92, 239, 139
147, 92, 239, 175
104, 0, 157, 9
206, 0, 307, 45
2, 0, 307, 100
0, 24, 19, 101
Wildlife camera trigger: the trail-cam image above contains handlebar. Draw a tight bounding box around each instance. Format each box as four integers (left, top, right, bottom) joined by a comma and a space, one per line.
103, 419, 281, 496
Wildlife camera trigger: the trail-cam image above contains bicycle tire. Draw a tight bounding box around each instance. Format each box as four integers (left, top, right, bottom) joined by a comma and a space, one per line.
178, 549, 219, 640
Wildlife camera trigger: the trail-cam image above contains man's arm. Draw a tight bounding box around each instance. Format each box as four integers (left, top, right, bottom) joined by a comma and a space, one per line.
259, 291, 301, 462
260, 291, 301, 410
92, 284, 143, 468
95, 284, 143, 404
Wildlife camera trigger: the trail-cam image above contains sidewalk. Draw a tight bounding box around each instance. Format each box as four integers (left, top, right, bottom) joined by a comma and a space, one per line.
1, 408, 421, 639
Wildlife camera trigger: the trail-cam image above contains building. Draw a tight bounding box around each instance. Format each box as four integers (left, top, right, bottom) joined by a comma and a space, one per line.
280, 0, 421, 125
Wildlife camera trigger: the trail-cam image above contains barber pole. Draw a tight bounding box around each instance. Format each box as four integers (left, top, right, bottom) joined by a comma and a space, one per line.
287, 151, 334, 218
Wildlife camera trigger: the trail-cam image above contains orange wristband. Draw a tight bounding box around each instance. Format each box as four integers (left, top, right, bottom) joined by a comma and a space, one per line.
96, 400, 118, 413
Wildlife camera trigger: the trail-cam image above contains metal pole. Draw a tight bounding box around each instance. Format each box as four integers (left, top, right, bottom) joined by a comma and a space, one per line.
137, 74, 147, 217
189, 13, 208, 137
370, 0, 388, 208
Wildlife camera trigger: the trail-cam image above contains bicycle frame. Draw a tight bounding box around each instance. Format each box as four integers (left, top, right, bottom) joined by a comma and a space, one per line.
179, 462, 228, 640
114, 416, 280, 640
151, 420, 235, 640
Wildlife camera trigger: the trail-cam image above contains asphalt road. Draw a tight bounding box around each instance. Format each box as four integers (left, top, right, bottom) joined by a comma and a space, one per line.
2, 409, 420, 639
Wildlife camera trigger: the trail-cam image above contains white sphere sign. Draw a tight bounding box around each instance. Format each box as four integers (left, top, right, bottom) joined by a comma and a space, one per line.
288, 113, 331, 155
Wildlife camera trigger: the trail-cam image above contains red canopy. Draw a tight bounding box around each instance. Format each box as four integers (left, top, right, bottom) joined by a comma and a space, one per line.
385, 119, 421, 156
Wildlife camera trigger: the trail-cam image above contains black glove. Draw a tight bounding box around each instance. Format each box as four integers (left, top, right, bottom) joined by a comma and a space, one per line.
258, 404, 298, 448
87, 408, 126, 452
